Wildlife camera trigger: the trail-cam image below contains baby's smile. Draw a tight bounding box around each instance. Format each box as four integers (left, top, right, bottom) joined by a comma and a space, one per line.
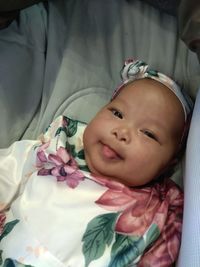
101, 143, 123, 160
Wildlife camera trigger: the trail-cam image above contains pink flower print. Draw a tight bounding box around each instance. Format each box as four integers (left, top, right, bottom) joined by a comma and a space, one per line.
36, 141, 50, 168
96, 182, 169, 236
37, 146, 84, 188
138, 189, 183, 267
62, 116, 68, 127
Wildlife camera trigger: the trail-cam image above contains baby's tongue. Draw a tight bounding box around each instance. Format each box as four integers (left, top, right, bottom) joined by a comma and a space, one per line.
102, 145, 119, 159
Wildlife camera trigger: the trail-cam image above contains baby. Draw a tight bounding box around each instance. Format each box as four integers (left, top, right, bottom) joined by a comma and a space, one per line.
0, 59, 192, 267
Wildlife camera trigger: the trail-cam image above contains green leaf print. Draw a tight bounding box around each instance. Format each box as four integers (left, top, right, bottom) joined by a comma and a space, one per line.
2, 259, 34, 267
2, 258, 15, 267
147, 69, 158, 77
108, 234, 144, 267
111, 234, 139, 255
77, 149, 85, 160
2, 258, 17, 267
55, 117, 78, 138
79, 165, 90, 172
82, 213, 119, 267
0, 220, 19, 242
145, 223, 160, 248
0, 220, 20, 267
55, 127, 66, 136
135, 61, 146, 68
65, 142, 76, 158
65, 117, 78, 137
0, 250, 3, 265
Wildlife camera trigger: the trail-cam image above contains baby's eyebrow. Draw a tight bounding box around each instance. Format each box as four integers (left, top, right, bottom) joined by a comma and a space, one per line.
144, 118, 169, 135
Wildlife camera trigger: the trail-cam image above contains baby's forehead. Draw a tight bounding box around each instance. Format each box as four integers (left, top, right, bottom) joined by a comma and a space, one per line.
118, 79, 184, 111
124, 78, 171, 91
116, 78, 177, 101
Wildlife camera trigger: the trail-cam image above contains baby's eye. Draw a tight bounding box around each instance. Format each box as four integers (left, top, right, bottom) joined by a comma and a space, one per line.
111, 109, 123, 119
142, 130, 157, 141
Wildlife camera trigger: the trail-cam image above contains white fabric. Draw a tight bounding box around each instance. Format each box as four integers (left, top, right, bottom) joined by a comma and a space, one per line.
1, 116, 181, 267
0, 119, 114, 267
0, 154, 111, 267
177, 88, 200, 267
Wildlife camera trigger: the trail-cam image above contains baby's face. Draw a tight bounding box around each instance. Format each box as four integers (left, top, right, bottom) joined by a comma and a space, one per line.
83, 79, 185, 186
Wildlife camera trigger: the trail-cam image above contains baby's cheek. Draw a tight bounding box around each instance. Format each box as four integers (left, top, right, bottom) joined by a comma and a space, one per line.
82, 127, 89, 146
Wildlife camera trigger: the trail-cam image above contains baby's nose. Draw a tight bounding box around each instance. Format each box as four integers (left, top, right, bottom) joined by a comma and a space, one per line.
112, 127, 131, 143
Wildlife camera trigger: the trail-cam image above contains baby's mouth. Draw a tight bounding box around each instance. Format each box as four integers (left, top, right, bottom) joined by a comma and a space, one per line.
101, 144, 122, 160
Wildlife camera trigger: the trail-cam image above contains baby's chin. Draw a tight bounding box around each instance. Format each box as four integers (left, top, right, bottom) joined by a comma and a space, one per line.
92, 170, 156, 187
85, 155, 153, 187
89, 168, 139, 187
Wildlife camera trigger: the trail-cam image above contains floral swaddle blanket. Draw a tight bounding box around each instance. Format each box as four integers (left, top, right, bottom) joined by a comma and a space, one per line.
0, 116, 183, 267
